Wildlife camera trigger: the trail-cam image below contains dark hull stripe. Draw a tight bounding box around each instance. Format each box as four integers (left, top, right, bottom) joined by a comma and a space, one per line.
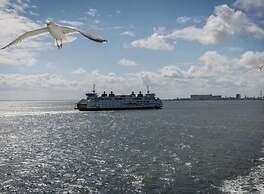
77, 106, 162, 111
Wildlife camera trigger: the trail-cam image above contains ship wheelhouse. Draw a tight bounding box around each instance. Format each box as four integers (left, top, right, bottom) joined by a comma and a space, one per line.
86, 92, 97, 99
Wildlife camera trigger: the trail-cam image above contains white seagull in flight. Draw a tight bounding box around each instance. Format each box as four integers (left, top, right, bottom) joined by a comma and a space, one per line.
257, 65, 264, 71
1, 21, 107, 49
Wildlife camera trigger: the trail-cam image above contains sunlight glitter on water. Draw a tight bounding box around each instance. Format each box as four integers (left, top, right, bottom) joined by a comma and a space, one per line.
0, 110, 79, 117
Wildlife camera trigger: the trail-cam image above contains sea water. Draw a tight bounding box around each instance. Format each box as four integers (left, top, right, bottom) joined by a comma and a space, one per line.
0, 100, 263, 193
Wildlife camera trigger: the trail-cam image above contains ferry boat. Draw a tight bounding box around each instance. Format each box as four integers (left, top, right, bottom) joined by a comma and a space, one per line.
76, 85, 162, 111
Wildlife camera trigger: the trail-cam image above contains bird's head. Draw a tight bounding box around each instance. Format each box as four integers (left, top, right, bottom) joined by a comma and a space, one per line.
46, 20, 54, 26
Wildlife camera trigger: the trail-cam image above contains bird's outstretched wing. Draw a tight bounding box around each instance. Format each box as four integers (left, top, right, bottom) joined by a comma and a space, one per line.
1, 27, 48, 50
257, 65, 264, 71
61, 26, 107, 43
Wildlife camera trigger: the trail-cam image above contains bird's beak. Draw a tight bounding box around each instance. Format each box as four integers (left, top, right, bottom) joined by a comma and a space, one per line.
46, 20, 51, 25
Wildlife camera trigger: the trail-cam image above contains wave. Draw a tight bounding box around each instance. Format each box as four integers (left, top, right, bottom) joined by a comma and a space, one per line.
220, 144, 264, 193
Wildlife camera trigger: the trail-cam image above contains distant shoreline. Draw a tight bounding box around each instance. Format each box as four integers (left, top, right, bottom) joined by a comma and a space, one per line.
163, 98, 264, 101
0, 99, 263, 102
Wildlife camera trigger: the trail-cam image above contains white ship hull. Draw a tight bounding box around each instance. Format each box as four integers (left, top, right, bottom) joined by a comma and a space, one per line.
76, 91, 162, 111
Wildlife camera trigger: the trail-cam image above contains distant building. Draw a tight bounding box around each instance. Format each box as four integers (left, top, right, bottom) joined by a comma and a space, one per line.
236, 94, 241, 100
190, 94, 222, 100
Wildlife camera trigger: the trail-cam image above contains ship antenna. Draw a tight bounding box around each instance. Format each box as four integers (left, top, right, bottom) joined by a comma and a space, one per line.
147, 85, 150, 94
92, 83, 95, 93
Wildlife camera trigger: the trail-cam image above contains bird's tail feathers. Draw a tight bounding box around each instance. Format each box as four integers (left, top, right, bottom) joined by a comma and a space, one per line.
63, 35, 77, 43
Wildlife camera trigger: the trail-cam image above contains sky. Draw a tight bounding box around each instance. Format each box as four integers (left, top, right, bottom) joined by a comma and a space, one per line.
0, 0, 264, 100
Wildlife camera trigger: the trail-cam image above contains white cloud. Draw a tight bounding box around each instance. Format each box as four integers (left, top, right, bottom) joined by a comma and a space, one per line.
120, 31, 135, 37
176, 16, 204, 24
153, 26, 167, 33
72, 67, 87, 74
156, 51, 264, 96
0, 0, 9, 8
1, 0, 30, 14
0, 0, 49, 66
87, 8, 97, 17
234, 0, 264, 18
29, 10, 39, 16
59, 20, 83, 27
0, 48, 38, 66
238, 51, 264, 68
131, 33, 174, 51
1, 51, 263, 99
10, 2, 29, 13
176, 16, 191, 24
118, 58, 138, 66
168, 4, 264, 44
0, 73, 77, 90
159, 65, 185, 78
133, 4, 264, 49
234, 0, 264, 10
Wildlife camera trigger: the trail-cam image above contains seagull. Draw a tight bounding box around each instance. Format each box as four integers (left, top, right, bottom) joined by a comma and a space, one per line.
257, 65, 264, 71
1, 21, 107, 49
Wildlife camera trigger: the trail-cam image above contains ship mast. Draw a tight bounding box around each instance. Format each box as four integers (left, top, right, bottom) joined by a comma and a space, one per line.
147, 85, 150, 94
92, 83, 96, 93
